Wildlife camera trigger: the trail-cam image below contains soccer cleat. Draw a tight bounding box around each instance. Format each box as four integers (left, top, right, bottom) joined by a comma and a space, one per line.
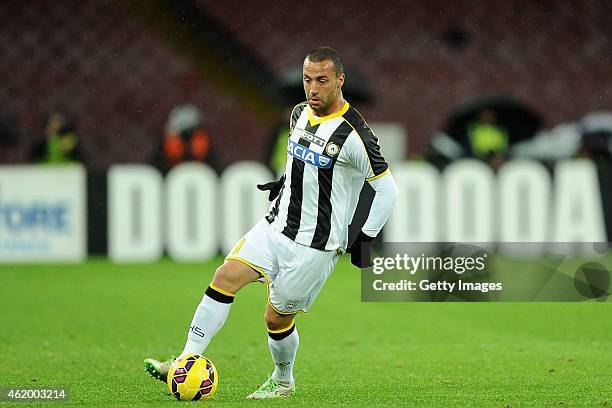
246, 375, 295, 399
144, 357, 175, 383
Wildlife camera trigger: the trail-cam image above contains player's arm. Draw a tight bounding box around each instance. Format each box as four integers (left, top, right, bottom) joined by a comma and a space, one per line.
346, 129, 398, 267
362, 170, 397, 236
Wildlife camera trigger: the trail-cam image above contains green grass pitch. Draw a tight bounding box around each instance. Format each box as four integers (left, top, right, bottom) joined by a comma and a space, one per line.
0, 257, 610, 407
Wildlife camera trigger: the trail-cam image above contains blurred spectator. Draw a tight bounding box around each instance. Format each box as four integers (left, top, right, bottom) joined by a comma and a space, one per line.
466, 109, 508, 157
426, 96, 542, 169
265, 105, 293, 176
151, 104, 218, 174
29, 112, 85, 164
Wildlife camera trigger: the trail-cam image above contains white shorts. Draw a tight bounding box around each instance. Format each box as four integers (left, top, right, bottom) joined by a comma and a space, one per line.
225, 218, 341, 314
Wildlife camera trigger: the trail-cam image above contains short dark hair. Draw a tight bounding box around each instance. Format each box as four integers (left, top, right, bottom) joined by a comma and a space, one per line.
305, 46, 344, 77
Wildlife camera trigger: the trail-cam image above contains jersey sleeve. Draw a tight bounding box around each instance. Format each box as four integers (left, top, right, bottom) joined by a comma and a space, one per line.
343, 131, 397, 238
342, 107, 389, 180
346, 128, 389, 181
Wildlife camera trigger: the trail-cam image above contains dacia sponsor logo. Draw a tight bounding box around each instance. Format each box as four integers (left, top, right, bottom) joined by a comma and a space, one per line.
288, 140, 332, 168
292, 128, 325, 147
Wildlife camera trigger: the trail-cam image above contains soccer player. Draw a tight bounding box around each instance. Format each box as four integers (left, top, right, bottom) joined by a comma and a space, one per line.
145, 46, 398, 399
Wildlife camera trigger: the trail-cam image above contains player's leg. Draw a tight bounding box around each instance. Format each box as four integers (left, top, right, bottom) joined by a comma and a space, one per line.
181, 259, 260, 356
246, 305, 297, 399
145, 219, 277, 382
145, 260, 260, 381
247, 238, 339, 399
265, 305, 299, 387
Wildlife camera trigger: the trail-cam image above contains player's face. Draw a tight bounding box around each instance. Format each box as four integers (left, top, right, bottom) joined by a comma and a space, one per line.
303, 58, 344, 116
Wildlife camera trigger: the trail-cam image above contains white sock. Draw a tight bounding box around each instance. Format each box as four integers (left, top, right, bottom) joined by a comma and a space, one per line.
268, 325, 299, 387
181, 285, 234, 356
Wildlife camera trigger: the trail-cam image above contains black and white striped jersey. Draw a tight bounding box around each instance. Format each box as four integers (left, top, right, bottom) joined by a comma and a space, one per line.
267, 101, 390, 251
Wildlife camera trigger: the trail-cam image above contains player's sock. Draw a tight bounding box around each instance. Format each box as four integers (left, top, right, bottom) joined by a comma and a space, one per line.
267, 320, 299, 387
181, 284, 234, 356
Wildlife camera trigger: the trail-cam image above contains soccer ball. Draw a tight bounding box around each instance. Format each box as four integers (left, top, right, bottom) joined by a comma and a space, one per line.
167, 354, 218, 401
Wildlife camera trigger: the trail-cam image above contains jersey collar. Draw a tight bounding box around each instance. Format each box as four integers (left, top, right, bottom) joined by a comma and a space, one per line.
307, 101, 350, 127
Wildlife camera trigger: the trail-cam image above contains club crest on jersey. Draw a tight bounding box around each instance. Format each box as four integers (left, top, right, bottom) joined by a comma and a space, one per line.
288, 140, 332, 168
284, 300, 298, 309
325, 142, 339, 157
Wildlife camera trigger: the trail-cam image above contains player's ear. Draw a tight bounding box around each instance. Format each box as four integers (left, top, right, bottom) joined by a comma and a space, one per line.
337, 73, 345, 89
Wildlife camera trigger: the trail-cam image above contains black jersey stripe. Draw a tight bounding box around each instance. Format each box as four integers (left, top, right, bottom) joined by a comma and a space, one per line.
282, 122, 319, 240
281, 157, 304, 240
310, 166, 334, 250
343, 106, 388, 176
310, 121, 353, 250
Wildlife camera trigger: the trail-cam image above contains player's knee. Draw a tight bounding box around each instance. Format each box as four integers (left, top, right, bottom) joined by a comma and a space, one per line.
264, 307, 294, 331
212, 263, 245, 294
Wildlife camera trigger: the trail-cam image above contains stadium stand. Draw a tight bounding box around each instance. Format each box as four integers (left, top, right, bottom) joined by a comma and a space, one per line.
0, 0, 610, 165
0, 0, 269, 169
201, 0, 612, 152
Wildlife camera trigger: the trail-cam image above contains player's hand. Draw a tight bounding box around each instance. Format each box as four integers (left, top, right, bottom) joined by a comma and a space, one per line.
346, 230, 375, 268
257, 174, 286, 201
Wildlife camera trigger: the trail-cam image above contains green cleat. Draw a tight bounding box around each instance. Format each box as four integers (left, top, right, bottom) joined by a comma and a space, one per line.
246, 375, 295, 399
143, 357, 175, 383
